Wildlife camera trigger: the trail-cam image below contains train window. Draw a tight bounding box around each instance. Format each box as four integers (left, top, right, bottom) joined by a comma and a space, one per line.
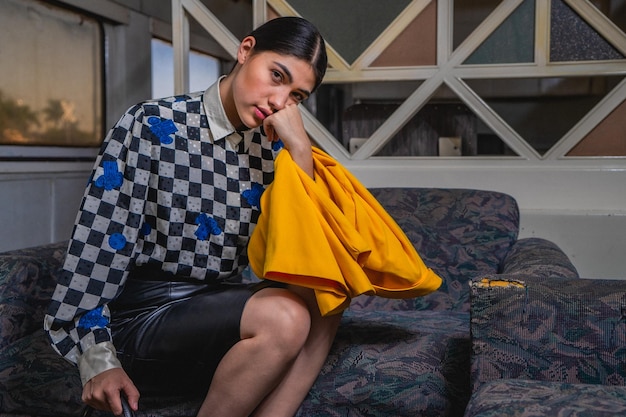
0, 0, 103, 148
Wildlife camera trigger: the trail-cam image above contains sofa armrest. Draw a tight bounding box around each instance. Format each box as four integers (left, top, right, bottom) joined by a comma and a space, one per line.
500, 237, 579, 278
470, 275, 626, 392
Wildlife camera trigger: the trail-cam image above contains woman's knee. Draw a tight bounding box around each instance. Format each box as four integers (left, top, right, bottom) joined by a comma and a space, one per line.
241, 288, 311, 354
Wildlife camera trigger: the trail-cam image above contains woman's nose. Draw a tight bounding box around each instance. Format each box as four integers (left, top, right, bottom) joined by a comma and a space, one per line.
269, 89, 290, 112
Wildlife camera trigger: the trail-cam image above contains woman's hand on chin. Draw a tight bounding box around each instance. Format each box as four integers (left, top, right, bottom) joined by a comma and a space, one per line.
263, 104, 314, 177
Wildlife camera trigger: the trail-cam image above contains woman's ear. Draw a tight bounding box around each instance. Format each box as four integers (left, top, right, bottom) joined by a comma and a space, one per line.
237, 36, 256, 65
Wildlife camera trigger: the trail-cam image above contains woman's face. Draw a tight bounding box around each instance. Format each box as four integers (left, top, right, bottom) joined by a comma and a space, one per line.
227, 38, 317, 130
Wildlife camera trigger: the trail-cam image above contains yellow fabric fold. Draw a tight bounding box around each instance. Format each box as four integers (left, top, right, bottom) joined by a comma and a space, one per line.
248, 147, 442, 316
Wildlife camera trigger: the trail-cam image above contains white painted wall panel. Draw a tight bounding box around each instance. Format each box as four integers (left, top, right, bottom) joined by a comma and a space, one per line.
0, 165, 91, 252
52, 176, 87, 243
0, 166, 624, 280
520, 212, 626, 280
0, 177, 53, 251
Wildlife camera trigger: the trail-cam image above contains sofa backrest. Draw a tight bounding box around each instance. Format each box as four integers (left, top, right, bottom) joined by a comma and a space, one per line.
350, 188, 519, 312
0, 188, 520, 326
0, 241, 68, 349
470, 275, 626, 390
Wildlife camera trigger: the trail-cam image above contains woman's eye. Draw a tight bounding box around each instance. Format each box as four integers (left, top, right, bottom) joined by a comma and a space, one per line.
272, 70, 282, 81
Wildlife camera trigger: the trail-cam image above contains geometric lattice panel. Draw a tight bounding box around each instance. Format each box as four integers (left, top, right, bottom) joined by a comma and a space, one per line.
567, 99, 626, 156
288, 0, 412, 64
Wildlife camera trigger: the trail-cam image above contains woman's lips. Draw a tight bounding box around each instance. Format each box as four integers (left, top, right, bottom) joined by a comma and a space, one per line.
255, 107, 269, 121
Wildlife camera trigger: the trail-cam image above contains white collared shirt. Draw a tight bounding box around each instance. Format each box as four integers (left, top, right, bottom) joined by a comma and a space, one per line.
203, 75, 254, 151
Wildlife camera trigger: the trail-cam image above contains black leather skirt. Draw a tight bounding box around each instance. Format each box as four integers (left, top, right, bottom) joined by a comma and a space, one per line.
109, 268, 276, 396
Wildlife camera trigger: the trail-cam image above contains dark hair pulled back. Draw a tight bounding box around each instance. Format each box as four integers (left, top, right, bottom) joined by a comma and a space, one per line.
248, 17, 327, 92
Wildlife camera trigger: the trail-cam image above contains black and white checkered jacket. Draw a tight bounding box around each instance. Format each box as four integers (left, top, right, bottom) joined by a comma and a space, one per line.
44, 80, 278, 383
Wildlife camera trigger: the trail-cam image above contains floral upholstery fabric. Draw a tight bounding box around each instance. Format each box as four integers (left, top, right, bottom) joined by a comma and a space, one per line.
1, 329, 85, 416
0, 242, 67, 349
0, 242, 85, 416
295, 310, 471, 417
1, 188, 578, 417
464, 379, 626, 417
470, 275, 626, 391
500, 238, 579, 278
467, 273, 626, 417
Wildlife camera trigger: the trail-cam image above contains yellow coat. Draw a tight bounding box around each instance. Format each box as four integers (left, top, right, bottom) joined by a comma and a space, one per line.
248, 147, 442, 316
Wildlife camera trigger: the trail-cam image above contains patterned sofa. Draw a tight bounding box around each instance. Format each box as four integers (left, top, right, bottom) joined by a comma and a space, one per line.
466, 275, 626, 417
0, 188, 582, 417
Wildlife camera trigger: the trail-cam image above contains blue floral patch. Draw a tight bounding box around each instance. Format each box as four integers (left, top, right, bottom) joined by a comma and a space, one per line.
140, 222, 152, 237
94, 161, 123, 191
272, 139, 284, 151
109, 233, 127, 250
78, 306, 108, 329
148, 116, 177, 144
195, 213, 222, 240
242, 183, 265, 210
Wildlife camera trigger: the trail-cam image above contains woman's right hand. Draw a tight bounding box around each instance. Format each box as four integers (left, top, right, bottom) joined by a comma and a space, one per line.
82, 367, 140, 415
263, 104, 314, 178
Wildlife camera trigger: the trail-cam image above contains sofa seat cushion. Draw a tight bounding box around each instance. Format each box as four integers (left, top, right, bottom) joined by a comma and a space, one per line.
0, 328, 85, 416
296, 310, 471, 417
464, 379, 626, 417
2, 328, 204, 417
470, 276, 626, 391
1, 312, 470, 417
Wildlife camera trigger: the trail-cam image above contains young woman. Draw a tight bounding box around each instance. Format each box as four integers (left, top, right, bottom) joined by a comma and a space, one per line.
44, 17, 340, 417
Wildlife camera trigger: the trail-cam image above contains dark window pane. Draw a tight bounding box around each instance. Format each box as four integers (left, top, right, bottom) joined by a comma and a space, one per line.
465, 76, 624, 155
464, 0, 535, 64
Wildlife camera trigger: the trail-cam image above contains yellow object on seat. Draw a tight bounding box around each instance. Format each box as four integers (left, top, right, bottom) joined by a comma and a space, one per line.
248, 147, 442, 316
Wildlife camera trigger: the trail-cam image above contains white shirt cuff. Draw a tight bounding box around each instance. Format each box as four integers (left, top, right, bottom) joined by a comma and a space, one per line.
77, 341, 123, 386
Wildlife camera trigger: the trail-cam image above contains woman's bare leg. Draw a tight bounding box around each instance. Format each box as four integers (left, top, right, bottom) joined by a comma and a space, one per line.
251, 286, 342, 417
196, 287, 311, 417
196, 286, 341, 417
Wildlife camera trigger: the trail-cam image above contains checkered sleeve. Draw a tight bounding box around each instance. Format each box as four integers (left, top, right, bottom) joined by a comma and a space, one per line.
44, 103, 152, 372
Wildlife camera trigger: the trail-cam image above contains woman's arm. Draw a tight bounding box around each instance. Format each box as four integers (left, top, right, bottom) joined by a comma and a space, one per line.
44, 104, 150, 412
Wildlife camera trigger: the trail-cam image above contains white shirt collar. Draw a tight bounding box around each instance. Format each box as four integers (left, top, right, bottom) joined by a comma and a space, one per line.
202, 75, 254, 151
